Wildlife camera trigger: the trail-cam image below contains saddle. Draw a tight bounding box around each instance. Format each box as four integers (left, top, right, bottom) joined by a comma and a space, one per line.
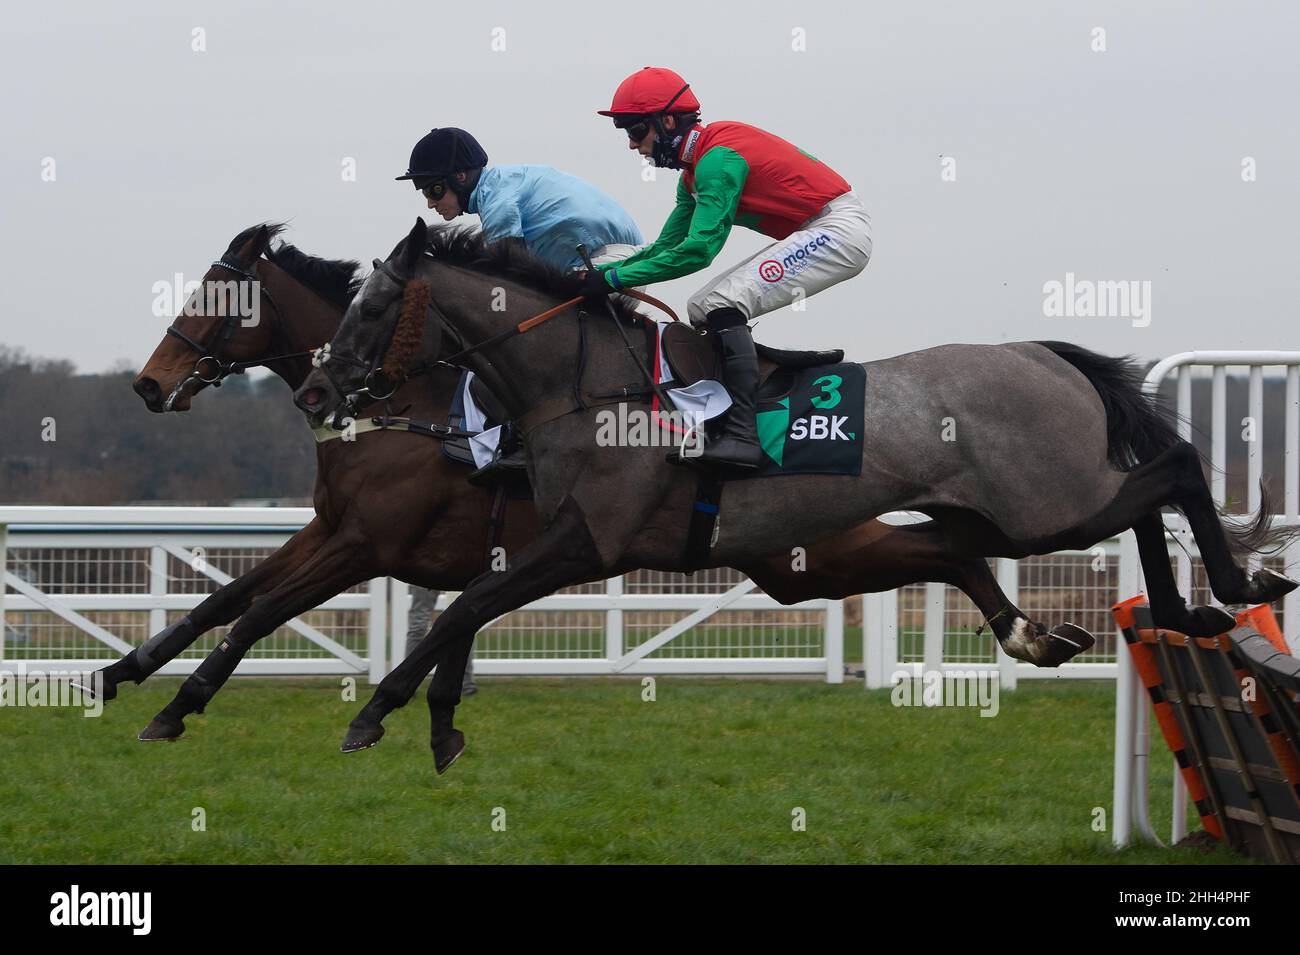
443, 372, 530, 492
659, 322, 844, 400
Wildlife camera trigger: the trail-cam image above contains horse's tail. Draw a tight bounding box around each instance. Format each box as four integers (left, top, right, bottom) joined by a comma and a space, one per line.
1035, 340, 1180, 470
1035, 341, 1296, 557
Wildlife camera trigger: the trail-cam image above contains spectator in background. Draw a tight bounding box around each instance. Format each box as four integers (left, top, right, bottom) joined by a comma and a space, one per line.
406, 588, 477, 696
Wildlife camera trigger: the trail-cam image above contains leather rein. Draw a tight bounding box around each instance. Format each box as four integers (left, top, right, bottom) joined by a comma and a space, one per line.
438, 286, 680, 367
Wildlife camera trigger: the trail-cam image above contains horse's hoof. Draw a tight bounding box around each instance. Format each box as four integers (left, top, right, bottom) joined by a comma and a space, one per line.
432, 729, 466, 775
341, 722, 384, 753
1175, 605, 1237, 637
138, 716, 184, 741
1040, 623, 1094, 665
71, 673, 117, 703
1002, 618, 1092, 666
1248, 568, 1298, 603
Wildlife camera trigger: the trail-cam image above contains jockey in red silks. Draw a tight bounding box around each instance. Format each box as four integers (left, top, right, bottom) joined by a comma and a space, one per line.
579, 67, 872, 470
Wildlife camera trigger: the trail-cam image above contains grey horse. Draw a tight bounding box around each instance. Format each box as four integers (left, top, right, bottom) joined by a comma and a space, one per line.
297, 218, 1295, 772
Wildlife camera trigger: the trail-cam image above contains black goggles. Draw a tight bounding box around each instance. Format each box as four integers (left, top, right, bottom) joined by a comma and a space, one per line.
420, 179, 449, 201
619, 119, 652, 143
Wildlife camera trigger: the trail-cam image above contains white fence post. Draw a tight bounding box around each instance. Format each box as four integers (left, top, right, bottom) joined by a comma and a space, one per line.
1113, 650, 1138, 848
922, 582, 944, 695
995, 558, 1019, 691
863, 594, 880, 689
1112, 529, 1140, 847
148, 545, 168, 638
606, 575, 624, 670
367, 578, 388, 685
824, 599, 844, 684
389, 579, 411, 674
864, 590, 898, 690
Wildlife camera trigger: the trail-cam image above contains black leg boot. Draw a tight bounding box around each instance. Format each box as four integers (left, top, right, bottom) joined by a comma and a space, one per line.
676, 309, 762, 470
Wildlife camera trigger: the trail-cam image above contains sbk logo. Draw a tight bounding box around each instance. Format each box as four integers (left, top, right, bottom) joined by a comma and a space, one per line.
755, 368, 860, 471
790, 414, 851, 441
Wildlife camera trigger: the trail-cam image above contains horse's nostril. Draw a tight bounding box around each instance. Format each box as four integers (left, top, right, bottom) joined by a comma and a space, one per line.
298, 387, 324, 409
133, 376, 166, 412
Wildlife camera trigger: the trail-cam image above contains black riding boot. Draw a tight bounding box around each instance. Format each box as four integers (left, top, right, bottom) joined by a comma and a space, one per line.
676, 308, 762, 470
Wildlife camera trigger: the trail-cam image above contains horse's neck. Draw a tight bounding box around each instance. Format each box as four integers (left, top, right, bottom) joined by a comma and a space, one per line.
262, 266, 342, 390
434, 265, 590, 416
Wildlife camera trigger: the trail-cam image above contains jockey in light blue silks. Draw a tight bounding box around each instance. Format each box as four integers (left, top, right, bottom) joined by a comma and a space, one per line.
395, 126, 645, 464
396, 127, 643, 270
393, 128, 646, 682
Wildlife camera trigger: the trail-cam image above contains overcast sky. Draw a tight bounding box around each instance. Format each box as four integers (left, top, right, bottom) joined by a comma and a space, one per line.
2, 0, 1297, 373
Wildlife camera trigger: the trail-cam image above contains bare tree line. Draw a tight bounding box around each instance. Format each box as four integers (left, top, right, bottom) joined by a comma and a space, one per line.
0, 345, 1291, 509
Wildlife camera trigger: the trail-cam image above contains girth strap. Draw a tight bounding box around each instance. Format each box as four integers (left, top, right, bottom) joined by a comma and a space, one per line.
484, 482, 510, 574
683, 472, 725, 572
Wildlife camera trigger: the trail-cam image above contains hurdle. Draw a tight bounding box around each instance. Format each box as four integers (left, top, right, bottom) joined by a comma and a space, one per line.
1111, 597, 1300, 862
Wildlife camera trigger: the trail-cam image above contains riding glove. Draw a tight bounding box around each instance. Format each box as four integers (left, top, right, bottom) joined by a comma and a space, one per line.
577, 270, 614, 299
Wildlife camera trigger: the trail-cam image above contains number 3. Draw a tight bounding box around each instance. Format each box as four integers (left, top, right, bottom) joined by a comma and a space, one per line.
810, 374, 842, 410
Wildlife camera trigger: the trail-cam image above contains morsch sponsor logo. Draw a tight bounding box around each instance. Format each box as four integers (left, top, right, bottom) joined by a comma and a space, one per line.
782, 233, 832, 269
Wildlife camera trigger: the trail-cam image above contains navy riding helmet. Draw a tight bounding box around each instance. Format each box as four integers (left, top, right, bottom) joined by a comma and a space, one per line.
396, 128, 489, 203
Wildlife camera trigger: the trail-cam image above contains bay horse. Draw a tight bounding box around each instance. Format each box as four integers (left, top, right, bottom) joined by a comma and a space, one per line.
297, 217, 1295, 770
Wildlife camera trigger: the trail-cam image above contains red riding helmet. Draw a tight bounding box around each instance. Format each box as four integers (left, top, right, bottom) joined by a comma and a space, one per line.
597, 67, 701, 118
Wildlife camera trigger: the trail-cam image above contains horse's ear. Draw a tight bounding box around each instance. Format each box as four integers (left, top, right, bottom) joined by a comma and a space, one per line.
401, 218, 428, 272
236, 224, 273, 265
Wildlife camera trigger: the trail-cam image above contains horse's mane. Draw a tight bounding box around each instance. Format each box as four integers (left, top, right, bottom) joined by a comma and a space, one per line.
419, 226, 641, 322
223, 223, 365, 311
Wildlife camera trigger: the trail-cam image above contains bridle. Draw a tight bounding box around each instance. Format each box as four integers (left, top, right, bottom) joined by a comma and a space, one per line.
308, 257, 442, 426
163, 257, 317, 409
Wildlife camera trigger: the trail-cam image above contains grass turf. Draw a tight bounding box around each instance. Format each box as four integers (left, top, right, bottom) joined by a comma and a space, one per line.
0, 677, 1247, 864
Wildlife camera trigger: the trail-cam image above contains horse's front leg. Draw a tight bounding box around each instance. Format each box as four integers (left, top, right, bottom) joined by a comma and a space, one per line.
139, 532, 367, 740
343, 495, 604, 770
84, 519, 334, 702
